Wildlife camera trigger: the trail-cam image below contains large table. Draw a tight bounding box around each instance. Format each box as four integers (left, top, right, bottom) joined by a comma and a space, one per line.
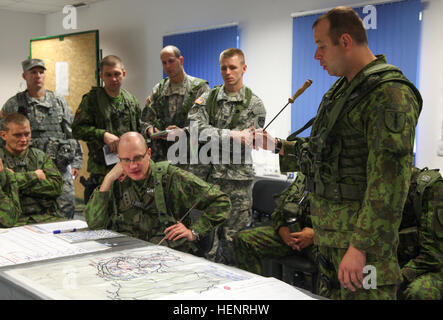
0, 220, 319, 300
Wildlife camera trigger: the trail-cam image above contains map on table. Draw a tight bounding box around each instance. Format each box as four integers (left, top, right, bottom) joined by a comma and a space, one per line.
3, 245, 254, 300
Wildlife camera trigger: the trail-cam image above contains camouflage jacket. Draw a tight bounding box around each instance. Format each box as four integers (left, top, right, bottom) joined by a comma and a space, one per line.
399, 168, 443, 282
0, 90, 83, 172
84, 160, 231, 248
272, 172, 312, 233
141, 75, 210, 162
188, 85, 266, 180
0, 165, 21, 227
280, 56, 422, 270
0, 146, 64, 226
142, 74, 210, 131
72, 87, 141, 177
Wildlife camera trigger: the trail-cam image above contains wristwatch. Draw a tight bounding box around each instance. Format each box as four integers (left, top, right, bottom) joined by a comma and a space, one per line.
273, 137, 282, 154
191, 229, 200, 241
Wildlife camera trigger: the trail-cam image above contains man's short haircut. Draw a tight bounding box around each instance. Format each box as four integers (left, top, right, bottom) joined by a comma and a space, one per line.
100, 55, 124, 71
119, 131, 148, 151
1, 112, 29, 131
162, 45, 182, 59
313, 6, 368, 46
219, 48, 245, 65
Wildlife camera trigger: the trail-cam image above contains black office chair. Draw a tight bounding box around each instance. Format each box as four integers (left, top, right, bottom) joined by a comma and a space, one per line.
262, 254, 318, 294
278, 254, 318, 294
251, 179, 319, 294
249, 179, 292, 228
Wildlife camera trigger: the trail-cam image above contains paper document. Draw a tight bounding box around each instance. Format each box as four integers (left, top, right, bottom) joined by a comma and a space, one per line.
162, 277, 315, 300
55, 62, 69, 96
103, 145, 119, 166
3, 246, 253, 300
24, 220, 88, 234
3, 245, 315, 300
214, 277, 315, 300
0, 224, 109, 267
55, 229, 123, 243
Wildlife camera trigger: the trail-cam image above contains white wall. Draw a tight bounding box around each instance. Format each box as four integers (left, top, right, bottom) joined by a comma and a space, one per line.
416, 0, 443, 171
0, 10, 45, 106
44, 0, 367, 137
43, 0, 443, 171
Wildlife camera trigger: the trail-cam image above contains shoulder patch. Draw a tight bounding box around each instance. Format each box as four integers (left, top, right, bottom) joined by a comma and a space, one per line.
194, 97, 205, 105
385, 110, 406, 133
258, 116, 265, 128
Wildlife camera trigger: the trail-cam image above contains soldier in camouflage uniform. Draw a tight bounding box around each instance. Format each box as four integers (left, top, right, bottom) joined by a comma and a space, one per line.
84, 132, 231, 254
398, 167, 443, 300
72, 55, 141, 204
0, 158, 21, 227
188, 48, 266, 265
233, 172, 316, 275
0, 58, 83, 219
0, 113, 64, 226
142, 45, 210, 178
254, 7, 422, 299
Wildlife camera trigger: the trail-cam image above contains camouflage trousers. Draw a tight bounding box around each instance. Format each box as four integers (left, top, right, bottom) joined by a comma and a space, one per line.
233, 225, 309, 275
317, 246, 398, 300
56, 166, 76, 219
403, 272, 443, 300
206, 178, 252, 266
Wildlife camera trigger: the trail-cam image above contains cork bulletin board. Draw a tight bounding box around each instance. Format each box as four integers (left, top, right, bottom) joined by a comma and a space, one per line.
30, 30, 100, 201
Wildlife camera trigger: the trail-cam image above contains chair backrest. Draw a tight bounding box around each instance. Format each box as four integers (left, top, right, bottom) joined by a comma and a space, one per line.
252, 179, 292, 215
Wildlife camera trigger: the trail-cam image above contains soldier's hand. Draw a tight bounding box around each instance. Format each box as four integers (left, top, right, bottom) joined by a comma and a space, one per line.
338, 245, 366, 292
34, 169, 47, 181
148, 127, 165, 140
292, 227, 314, 251
230, 126, 254, 148
147, 127, 154, 138
100, 162, 126, 192
108, 162, 126, 181
163, 222, 193, 242
253, 129, 277, 151
278, 226, 300, 250
104, 132, 120, 153
0, 159, 12, 174
71, 168, 80, 179
165, 125, 185, 141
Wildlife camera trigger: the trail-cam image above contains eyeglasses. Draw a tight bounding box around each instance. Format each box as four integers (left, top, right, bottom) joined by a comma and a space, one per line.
119, 150, 148, 165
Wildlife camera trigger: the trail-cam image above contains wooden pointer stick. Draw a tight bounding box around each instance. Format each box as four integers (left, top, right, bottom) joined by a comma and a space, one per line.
263, 79, 313, 131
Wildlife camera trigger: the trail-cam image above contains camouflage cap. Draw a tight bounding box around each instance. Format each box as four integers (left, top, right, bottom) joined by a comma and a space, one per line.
22, 58, 46, 72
